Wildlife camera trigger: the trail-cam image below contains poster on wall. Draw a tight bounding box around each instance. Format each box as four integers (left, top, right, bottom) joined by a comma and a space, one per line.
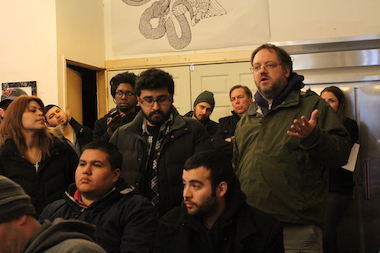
111, 0, 270, 56
1, 81, 37, 98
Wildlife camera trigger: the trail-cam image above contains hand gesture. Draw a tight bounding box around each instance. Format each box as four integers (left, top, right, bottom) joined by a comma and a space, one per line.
287, 109, 318, 140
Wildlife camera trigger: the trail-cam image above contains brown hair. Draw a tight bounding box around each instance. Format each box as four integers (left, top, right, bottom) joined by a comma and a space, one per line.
320, 86, 347, 123
0, 95, 53, 157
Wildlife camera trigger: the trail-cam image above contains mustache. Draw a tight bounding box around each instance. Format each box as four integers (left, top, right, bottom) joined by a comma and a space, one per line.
149, 109, 164, 117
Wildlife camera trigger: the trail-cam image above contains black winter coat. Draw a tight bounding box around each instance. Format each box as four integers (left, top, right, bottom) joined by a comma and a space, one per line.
110, 106, 214, 216
93, 107, 140, 141
39, 180, 159, 253
0, 136, 78, 216
212, 111, 240, 160
154, 177, 284, 253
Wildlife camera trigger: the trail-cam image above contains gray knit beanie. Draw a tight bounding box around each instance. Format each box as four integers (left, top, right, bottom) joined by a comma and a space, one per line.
0, 175, 36, 223
193, 90, 215, 110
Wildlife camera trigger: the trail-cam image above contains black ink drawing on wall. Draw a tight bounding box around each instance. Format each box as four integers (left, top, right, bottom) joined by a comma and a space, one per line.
122, 0, 227, 50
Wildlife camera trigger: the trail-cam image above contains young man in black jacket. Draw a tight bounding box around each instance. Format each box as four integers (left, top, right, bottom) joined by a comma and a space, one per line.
45, 104, 93, 156
154, 150, 284, 253
39, 141, 158, 253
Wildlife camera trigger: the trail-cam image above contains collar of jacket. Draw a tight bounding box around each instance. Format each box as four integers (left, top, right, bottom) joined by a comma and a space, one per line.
253, 72, 305, 115
65, 178, 137, 209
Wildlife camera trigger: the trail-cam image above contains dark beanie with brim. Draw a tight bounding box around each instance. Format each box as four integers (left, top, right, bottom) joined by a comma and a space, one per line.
0, 176, 36, 223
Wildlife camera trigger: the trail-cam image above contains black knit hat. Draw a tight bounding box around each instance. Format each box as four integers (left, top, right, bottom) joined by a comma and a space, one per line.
193, 90, 215, 110
0, 176, 35, 223
44, 104, 58, 114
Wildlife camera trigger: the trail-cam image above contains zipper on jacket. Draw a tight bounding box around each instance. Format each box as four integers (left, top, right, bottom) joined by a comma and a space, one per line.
34, 162, 39, 173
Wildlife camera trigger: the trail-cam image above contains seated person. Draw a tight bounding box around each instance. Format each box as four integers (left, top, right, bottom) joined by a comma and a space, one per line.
45, 104, 93, 156
154, 150, 284, 252
40, 141, 159, 253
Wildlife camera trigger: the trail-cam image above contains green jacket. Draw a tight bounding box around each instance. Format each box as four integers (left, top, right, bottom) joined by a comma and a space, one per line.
233, 88, 351, 227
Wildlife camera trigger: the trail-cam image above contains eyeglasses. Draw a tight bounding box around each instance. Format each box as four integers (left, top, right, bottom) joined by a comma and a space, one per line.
140, 95, 171, 107
115, 91, 135, 97
249, 63, 282, 72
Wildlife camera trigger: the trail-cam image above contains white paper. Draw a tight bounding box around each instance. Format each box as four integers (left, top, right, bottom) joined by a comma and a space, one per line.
342, 143, 360, 172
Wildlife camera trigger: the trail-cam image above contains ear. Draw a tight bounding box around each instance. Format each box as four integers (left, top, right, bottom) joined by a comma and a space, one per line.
283, 66, 291, 78
14, 215, 28, 225
171, 94, 174, 104
0, 108, 5, 118
216, 181, 227, 198
112, 168, 121, 182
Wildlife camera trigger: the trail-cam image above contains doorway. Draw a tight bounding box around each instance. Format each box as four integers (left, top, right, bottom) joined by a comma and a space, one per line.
66, 63, 102, 129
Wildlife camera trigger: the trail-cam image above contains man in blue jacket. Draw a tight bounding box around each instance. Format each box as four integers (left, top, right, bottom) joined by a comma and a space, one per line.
39, 141, 158, 253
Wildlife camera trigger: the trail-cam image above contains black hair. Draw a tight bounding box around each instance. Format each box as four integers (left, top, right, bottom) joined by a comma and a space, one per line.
229, 85, 253, 99
81, 141, 122, 172
184, 150, 237, 196
110, 71, 137, 98
134, 68, 174, 96
251, 43, 293, 74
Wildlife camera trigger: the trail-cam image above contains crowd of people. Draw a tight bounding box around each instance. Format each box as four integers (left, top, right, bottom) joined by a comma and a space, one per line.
0, 44, 357, 253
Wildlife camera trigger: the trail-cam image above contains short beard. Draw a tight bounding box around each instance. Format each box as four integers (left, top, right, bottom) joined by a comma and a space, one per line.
187, 196, 219, 219
143, 108, 171, 126
258, 78, 287, 101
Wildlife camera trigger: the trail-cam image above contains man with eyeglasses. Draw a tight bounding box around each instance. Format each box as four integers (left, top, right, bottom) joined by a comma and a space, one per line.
110, 68, 213, 217
233, 44, 351, 252
93, 71, 140, 141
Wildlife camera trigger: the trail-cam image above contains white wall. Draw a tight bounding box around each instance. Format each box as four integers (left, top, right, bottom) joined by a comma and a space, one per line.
0, 0, 105, 107
55, 0, 105, 106
0, 0, 58, 103
269, 0, 380, 42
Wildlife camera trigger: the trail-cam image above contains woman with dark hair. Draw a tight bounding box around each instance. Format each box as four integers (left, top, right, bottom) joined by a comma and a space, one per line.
320, 86, 359, 253
0, 95, 78, 216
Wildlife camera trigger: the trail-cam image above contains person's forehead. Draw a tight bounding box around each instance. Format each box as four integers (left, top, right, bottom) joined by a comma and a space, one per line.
80, 149, 108, 162
253, 48, 279, 63
140, 88, 170, 97
230, 88, 247, 97
117, 83, 133, 90
195, 102, 212, 108
183, 166, 211, 181
46, 106, 60, 114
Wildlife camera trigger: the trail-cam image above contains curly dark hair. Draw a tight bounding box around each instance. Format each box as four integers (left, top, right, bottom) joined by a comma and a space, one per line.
110, 71, 137, 98
134, 68, 174, 96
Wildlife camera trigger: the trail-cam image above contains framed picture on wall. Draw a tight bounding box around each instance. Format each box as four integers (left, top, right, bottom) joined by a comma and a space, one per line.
1, 81, 37, 96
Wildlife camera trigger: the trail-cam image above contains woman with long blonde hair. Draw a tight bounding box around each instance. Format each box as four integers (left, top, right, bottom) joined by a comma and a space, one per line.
0, 95, 78, 216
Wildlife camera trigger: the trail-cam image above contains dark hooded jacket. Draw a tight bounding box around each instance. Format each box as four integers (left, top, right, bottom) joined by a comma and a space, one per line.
39, 179, 158, 253
154, 176, 284, 253
23, 218, 106, 253
184, 111, 218, 137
